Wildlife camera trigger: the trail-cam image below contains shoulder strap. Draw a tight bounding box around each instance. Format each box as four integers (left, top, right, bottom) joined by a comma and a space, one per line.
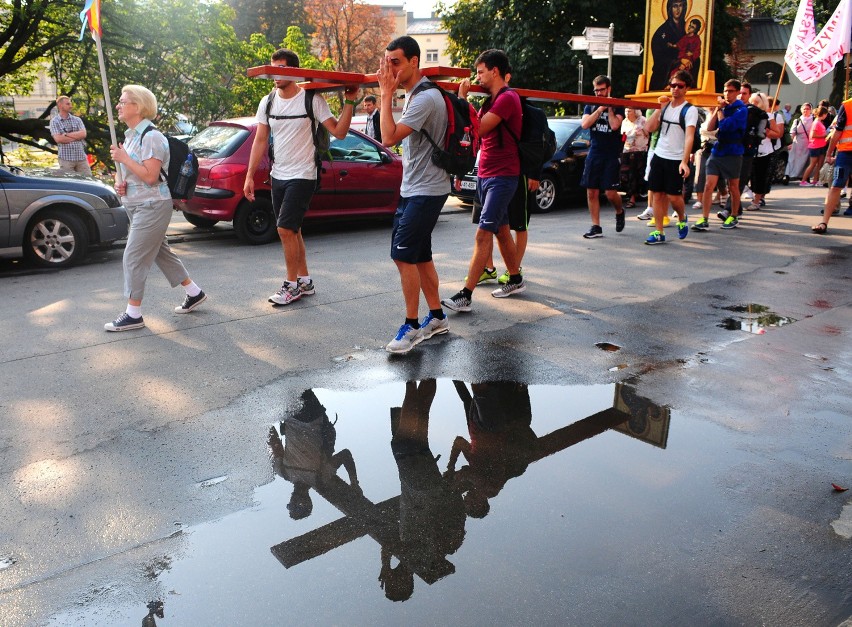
410, 80, 442, 150
138, 125, 168, 182
265, 88, 310, 121
678, 102, 691, 130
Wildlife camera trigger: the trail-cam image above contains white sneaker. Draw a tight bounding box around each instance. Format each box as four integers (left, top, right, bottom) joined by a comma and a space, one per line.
636, 208, 653, 220
418, 312, 449, 341
491, 280, 527, 298
386, 323, 422, 354
692, 200, 703, 210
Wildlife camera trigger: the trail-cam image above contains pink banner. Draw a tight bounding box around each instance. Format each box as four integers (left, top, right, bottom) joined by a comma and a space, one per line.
785, 0, 851, 84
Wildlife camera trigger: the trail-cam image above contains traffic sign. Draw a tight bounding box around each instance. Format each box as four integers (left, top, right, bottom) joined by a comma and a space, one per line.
583, 26, 612, 41
569, 35, 589, 50
612, 42, 642, 56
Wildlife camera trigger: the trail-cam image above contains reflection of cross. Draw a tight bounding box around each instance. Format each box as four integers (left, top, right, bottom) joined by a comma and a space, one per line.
270, 389, 663, 581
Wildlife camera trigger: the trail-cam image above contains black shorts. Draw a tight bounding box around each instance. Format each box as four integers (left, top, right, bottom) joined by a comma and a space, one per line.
647, 155, 685, 196
271, 177, 315, 231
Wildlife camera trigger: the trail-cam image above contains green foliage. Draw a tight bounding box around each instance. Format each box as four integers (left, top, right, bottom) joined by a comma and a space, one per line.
440, 0, 738, 102
225, 0, 311, 46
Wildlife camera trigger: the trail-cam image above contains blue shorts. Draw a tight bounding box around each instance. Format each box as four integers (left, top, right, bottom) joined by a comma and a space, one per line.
809, 146, 827, 158
831, 151, 852, 187
581, 153, 621, 190
390, 194, 448, 264
476, 175, 517, 234
271, 177, 315, 231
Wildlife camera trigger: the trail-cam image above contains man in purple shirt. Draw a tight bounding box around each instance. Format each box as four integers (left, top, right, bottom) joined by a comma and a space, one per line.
442, 49, 525, 313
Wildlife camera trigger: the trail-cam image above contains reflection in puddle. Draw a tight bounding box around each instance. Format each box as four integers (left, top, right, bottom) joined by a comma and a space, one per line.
267, 381, 669, 600
717, 304, 796, 334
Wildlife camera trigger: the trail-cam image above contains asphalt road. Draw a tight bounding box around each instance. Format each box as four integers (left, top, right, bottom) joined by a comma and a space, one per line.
1, 188, 850, 625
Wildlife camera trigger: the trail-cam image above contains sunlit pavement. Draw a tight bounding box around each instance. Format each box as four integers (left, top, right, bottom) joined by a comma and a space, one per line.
1, 187, 850, 625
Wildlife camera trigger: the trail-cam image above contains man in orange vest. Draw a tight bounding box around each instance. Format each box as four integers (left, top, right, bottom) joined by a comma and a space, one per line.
813, 97, 852, 234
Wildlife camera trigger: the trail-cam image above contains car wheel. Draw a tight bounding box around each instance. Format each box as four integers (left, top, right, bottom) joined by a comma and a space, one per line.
182, 212, 219, 228
233, 197, 277, 245
23, 209, 89, 268
535, 176, 558, 212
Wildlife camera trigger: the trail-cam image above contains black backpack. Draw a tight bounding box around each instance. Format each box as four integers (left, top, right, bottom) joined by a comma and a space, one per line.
265, 89, 330, 190
660, 102, 703, 154
411, 80, 480, 176
743, 104, 768, 153
503, 95, 557, 179
139, 125, 198, 200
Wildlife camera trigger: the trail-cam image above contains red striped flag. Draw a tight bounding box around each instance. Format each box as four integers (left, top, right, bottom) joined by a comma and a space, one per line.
79, 0, 102, 40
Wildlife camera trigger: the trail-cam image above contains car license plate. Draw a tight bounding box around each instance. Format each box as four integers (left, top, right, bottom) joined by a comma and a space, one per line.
460, 180, 476, 190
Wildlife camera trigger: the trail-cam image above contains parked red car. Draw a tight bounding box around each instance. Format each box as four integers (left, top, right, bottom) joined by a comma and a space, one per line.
177, 118, 402, 244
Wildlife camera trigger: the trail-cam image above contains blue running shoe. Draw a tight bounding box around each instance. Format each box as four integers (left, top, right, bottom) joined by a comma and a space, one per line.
645, 230, 666, 245
677, 220, 689, 239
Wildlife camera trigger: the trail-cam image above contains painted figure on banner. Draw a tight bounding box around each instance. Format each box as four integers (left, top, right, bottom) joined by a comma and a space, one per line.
647, 0, 710, 92
649, 0, 687, 90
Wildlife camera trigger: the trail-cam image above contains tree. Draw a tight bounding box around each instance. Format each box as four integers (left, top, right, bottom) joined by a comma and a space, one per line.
305, 0, 395, 72
225, 0, 311, 47
0, 0, 247, 163
228, 26, 335, 117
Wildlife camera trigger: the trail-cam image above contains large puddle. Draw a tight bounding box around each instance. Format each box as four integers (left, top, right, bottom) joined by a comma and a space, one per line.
44, 379, 848, 625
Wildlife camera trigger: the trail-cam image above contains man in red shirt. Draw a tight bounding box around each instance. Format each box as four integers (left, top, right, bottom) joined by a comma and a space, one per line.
442, 49, 525, 313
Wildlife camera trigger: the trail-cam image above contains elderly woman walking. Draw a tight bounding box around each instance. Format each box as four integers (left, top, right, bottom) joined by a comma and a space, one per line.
105, 85, 206, 331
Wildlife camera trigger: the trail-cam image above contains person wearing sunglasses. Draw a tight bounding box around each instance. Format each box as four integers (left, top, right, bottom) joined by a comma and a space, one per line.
641, 71, 696, 244
579, 75, 626, 239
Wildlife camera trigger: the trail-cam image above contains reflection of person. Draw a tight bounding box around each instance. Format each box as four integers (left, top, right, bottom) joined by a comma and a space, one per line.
671, 18, 701, 78
380, 380, 466, 601
106, 85, 207, 332
445, 381, 537, 518
50, 95, 92, 176
650, 0, 687, 90
268, 390, 360, 520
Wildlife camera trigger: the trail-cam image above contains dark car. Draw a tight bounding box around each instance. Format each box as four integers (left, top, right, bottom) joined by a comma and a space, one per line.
451, 118, 590, 212
178, 118, 403, 244
0, 166, 128, 268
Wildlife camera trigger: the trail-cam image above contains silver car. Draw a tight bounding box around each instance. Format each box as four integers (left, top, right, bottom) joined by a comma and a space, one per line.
0, 166, 128, 268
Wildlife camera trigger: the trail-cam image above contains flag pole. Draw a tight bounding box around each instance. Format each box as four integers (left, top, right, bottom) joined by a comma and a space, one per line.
92, 30, 122, 186
845, 52, 850, 99
772, 63, 787, 107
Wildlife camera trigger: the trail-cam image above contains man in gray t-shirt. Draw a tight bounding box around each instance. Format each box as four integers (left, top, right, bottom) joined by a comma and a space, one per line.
378, 36, 451, 355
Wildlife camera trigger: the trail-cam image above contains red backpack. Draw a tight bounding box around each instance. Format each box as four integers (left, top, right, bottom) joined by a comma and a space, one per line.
411, 80, 480, 176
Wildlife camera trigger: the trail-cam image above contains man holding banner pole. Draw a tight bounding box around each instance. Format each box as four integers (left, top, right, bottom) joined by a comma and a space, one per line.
813, 95, 852, 233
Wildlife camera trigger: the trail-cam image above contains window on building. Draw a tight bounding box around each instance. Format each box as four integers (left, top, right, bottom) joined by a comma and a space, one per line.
426, 50, 439, 63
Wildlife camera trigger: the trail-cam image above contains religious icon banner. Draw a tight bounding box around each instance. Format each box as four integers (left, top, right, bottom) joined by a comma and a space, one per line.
643, 0, 713, 91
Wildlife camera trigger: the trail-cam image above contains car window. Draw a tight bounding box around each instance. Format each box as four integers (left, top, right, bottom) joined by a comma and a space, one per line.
188, 125, 250, 158
549, 120, 581, 148
328, 132, 384, 163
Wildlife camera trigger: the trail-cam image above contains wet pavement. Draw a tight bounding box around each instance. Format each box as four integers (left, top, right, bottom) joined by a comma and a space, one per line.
1, 189, 851, 625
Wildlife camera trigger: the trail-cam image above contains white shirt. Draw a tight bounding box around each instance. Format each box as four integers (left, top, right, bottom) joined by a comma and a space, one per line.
655, 102, 699, 161
256, 88, 333, 180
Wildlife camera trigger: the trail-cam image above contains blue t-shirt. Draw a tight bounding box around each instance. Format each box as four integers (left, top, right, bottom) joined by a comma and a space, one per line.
584, 104, 626, 157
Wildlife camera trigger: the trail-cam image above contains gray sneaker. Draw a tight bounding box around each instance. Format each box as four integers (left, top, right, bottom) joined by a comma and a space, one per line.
418, 312, 449, 340
298, 279, 315, 295
386, 323, 421, 354
491, 280, 526, 298
269, 282, 302, 305
441, 290, 472, 312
